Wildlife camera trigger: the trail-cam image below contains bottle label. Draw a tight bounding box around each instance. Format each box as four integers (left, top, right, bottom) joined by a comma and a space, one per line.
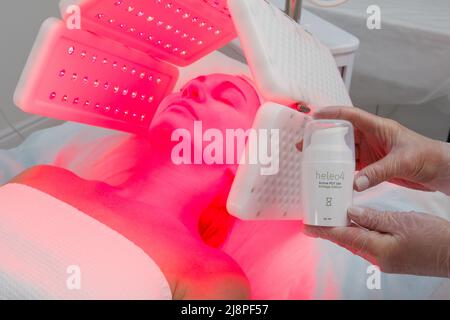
315, 170, 345, 190
302, 162, 354, 226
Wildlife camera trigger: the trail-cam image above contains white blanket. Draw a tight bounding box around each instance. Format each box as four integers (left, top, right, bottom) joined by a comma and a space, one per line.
0, 184, 172, 300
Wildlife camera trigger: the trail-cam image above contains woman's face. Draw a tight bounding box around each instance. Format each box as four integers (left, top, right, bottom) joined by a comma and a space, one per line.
152, 74, 261, 132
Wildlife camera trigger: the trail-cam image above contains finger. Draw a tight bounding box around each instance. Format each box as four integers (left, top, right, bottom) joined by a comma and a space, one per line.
354, 128, 361, 145
303, 225, 380, 259
303, 220, 364, 238
313, 107, 380, 133
389, 178, 432, 192
348, 206, 399, 234
356, 161, 364, 171
354, 153, 399, 191
355, 145, 360, 162
296, 140, 304, 152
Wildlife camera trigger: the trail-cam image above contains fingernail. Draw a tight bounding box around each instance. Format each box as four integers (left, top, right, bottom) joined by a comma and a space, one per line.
348, 205, 365, 217
355, 175, 370, 191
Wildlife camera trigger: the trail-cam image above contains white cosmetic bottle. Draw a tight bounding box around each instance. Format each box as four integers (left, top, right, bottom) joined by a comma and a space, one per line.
301, 120, 355, 226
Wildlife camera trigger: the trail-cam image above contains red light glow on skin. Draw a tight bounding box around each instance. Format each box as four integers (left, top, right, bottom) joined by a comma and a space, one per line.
9, 74, 325, 299
116, 74, 261, 238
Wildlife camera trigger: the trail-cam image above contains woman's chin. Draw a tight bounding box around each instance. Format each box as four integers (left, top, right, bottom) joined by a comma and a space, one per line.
151, 112, 196, 132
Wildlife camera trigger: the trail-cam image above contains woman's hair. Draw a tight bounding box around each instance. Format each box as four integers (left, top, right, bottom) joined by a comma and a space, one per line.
236, 74, 264, 106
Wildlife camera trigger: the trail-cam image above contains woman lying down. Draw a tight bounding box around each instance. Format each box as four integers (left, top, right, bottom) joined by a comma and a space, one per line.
0, 74, 259, 299
1, 74, 449, 299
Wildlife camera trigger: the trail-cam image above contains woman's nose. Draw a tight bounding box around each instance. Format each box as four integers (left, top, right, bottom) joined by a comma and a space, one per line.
181, 81, 207, 102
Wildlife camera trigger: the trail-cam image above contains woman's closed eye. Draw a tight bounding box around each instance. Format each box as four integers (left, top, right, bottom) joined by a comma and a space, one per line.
211, 81, 247, 109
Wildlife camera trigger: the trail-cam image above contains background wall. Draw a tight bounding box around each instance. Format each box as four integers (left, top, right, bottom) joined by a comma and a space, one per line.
0, 0, 62, 148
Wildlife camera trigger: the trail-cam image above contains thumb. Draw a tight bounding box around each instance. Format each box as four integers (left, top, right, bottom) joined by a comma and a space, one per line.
355, 153, 399, 191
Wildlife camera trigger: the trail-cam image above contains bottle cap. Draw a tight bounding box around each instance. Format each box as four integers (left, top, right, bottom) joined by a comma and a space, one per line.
303, 120, 355, 162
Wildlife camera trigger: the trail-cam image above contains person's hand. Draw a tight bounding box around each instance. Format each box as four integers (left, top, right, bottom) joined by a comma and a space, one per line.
314, 107, 450, 194
304, 206, 450, 278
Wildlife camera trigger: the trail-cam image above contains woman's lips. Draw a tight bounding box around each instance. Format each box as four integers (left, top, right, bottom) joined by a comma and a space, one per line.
165, 100, 199, 120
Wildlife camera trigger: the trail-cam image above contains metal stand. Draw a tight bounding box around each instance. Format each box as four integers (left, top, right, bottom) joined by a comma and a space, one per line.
285, 0, 303, 21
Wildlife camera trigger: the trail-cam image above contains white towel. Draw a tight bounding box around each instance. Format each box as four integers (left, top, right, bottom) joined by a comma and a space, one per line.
0, 183, 172, 300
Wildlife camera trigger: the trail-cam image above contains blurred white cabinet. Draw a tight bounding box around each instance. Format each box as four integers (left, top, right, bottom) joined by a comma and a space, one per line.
222, 9, 359, 90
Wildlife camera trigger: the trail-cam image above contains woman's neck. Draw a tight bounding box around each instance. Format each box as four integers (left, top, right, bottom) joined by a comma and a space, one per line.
115, 130, 227, 237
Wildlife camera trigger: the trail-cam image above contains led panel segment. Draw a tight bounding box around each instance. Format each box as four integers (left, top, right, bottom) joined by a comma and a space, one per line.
228, 0, 352, 108
14, 18, 179, 133
60, 0, 237, 66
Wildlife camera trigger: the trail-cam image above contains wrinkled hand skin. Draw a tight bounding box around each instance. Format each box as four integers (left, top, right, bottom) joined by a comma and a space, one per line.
314, 107, 450, 195
305, 206, 450, 278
